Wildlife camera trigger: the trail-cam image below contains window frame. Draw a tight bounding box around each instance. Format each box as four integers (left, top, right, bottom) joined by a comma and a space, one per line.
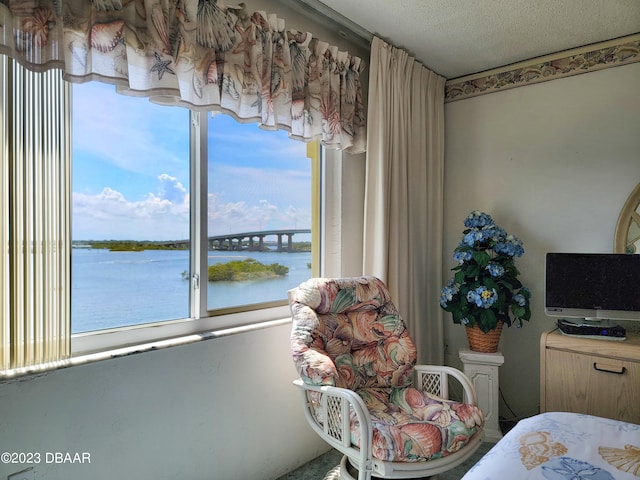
71, 108, 323, 356
1, 0, 369, 373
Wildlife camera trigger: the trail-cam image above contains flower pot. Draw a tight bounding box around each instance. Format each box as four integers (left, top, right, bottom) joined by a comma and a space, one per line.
465, 321, 504, 353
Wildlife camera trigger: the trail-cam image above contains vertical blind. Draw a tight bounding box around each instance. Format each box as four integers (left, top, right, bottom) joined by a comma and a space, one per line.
0, 56, 70, 372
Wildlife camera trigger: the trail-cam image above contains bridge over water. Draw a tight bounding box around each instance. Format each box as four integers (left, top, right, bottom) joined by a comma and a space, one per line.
159, 229, 311, 252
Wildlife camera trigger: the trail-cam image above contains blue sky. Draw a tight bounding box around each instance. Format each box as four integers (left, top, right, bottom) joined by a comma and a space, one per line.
72, 82, 312, 241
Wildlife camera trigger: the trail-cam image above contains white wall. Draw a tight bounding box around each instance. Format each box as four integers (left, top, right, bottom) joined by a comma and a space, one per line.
0, 323, 330, 480
443, 62, 640, 419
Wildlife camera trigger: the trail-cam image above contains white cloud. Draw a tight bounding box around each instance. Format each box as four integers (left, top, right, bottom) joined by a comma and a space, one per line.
207, 163, 311, 235
73, 175, 190, 240
73, 172, 311, 240
157, 173, 187, 203
207, 193, 310, 235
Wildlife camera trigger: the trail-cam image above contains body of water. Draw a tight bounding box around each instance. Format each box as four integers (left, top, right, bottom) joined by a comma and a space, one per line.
71, 248, 312, 333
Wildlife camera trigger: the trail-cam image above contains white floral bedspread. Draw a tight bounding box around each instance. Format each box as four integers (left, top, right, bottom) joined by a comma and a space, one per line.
461, 412, 640, 479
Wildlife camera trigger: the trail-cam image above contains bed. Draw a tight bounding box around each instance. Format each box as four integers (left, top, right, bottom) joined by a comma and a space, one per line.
461, 411, 640, 479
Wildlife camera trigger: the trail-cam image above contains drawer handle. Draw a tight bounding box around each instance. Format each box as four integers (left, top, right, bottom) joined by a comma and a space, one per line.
593, 362, 626, 375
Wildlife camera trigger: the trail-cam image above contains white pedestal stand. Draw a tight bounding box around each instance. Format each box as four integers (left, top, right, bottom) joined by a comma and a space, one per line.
459, 349, 504, 443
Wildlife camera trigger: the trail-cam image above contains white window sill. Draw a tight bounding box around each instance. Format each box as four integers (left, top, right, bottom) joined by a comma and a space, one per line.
0, 310, 292, 382
71, 304, 292, 356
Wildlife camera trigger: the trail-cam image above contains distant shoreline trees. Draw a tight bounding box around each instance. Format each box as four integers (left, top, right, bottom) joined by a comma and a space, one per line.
73, 240, 311, 252
180, 258, 290, 282
75, 240, 306, 283
207, 259, 289, 282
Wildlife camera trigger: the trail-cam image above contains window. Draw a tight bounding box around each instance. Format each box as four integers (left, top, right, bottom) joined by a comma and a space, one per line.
206, 114, 314, 312
71, 82, 319, 339
72, 82, 191, 333
1, 0, 365, 371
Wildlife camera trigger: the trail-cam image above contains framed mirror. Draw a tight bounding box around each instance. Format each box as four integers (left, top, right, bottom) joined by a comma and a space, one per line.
614, 183, 640, 254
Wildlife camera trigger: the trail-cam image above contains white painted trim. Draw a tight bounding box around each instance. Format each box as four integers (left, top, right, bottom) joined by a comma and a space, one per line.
1, 314, 291, 380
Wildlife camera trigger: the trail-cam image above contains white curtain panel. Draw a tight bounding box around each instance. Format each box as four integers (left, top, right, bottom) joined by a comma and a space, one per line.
363, 36, 445, 364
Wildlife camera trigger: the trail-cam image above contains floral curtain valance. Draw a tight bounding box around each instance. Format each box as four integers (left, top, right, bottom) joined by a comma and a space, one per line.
0, 0, 366, 152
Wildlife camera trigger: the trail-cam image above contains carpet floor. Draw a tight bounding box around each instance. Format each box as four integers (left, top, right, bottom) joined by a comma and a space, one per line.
277, 442, 495, 480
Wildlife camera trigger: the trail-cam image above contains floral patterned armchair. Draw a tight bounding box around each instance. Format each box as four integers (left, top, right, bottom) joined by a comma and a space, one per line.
289, 276, 485, 480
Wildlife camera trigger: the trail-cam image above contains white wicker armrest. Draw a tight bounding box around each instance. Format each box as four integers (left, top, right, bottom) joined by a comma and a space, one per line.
293, 379, 374, 479
413, 365, 478, 405
293, 370, 481, 480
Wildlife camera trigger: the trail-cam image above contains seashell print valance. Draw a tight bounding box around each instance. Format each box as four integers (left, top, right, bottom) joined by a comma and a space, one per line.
0, 0, 366, 153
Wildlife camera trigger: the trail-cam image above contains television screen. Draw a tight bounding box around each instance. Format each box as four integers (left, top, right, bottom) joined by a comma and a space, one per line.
545, 253, 640, 321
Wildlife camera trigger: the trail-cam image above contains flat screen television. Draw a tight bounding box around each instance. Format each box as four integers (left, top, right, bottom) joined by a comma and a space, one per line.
545, 253, 640, 322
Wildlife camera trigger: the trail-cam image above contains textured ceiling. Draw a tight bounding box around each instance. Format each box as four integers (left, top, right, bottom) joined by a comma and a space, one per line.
315, 0, 640, 79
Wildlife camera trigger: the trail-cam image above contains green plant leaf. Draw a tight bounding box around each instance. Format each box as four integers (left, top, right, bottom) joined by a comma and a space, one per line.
479, 309, 497, 332
473, 251, 491, 267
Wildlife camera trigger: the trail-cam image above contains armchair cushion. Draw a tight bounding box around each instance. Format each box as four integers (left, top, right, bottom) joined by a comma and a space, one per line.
290, 276, 416, 390
352, 387, 484, 462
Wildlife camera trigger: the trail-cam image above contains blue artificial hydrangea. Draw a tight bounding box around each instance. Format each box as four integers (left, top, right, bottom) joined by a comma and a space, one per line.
453, 250, 473, 263
486, 263, 505, 277
439, 283, 459, 307
466, 286, 498, 309
493, 234, 525, 257
462, 230, 483, 247
462, 225, 507, 248
488, 226, 507, 242
464, 210, 495, 228
513, 293, 526, 306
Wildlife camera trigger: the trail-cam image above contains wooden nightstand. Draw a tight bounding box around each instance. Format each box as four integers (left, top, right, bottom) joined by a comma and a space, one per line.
540, 328, 640, 423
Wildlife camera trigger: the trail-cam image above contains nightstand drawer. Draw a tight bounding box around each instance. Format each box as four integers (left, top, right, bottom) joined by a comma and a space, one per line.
540, 329, 640, 423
